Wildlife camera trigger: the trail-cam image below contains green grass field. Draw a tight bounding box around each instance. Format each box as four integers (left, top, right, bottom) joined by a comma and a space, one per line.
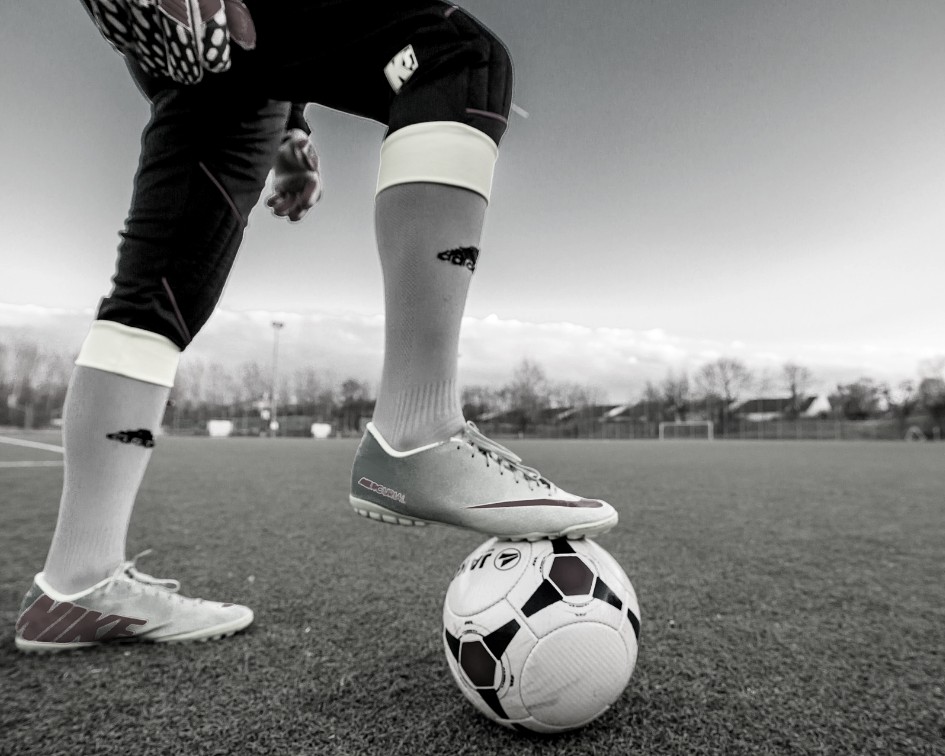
1, 434, 942, 755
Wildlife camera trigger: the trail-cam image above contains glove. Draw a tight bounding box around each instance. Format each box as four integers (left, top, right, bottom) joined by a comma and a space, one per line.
267, 129, 324, 223
81, 0, 256, 85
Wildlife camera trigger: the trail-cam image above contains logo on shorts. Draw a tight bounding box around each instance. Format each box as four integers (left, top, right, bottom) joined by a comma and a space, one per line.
437, 247, 479, 272
106, 429, 155, 448
385, 44, 419, 93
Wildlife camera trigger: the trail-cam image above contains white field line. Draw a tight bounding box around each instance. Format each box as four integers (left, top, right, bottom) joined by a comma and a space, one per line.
0, 436, 65, 454
0, 461, 64, 468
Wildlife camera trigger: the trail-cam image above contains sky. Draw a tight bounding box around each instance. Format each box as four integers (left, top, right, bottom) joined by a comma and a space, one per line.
1, 0, 944, 399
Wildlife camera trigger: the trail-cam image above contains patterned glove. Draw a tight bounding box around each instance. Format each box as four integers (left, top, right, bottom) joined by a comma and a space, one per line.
267, 129, 324, 223
80, 0, 256, 85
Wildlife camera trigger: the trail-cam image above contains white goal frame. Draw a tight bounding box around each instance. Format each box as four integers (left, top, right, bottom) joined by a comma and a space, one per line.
658, 420, 714, 440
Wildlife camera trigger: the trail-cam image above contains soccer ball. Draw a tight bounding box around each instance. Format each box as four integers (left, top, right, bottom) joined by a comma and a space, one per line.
443, 537, 641, 733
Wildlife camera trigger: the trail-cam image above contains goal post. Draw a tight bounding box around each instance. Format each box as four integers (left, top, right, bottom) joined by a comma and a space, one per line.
658, 420, 714, 440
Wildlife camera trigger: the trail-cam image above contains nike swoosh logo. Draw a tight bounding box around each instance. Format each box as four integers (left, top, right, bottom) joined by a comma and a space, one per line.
466, 498, 604, 510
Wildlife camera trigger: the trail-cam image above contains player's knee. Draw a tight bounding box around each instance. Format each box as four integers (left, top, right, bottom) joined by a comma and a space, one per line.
469, 26, 513, 133
446, 16, 514, 138
380, 11, 513, 203
75, 320, 180, 388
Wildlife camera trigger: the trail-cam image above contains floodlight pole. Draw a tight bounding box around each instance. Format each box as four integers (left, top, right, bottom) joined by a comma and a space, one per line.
270, 321, 284, 438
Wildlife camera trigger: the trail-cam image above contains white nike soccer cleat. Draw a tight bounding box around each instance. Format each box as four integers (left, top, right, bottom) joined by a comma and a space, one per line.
349, 422, 618, 540
14, 552, 253, 653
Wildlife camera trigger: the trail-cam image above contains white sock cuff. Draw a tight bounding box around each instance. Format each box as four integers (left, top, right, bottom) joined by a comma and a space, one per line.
34, 571, 110, 602
75, 321, 180, 388
376, 121, 499, 202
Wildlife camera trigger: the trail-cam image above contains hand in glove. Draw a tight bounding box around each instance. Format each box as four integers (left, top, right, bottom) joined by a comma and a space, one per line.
267, 129, 323, 223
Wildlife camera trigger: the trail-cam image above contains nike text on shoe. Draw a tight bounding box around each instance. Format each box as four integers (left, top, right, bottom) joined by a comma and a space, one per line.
349, 422, 618, 540
14, 552, 253, 653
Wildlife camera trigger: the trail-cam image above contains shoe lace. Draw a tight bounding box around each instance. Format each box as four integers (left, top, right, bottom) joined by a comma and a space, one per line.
460, 422, 552, 490
122, 550, 181, 593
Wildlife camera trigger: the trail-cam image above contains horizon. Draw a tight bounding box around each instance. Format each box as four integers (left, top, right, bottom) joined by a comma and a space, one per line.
1, 302, 941, 404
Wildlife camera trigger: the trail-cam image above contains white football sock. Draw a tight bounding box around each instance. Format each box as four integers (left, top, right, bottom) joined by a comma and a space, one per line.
43, 366, 170, 594
372, 182, 487, 451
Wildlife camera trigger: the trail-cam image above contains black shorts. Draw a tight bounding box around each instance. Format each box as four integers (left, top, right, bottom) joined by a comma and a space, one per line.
246, 0, 513, 144
97, 1, 513, 351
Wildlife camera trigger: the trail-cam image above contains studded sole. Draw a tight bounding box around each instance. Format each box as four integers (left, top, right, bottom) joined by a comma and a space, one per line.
348, 496, 617, 541
15, 617, 253, 654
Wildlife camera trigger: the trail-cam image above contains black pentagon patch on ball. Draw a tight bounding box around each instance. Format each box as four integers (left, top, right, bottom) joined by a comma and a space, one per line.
459, 639, 498, 689
548, 555, 596, 597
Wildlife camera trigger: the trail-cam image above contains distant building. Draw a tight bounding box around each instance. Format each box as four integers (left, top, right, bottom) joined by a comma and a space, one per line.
600, 402, 655, 423
472, 405, 623, 436
732, 395, 831, 422
551, 405, 622, 425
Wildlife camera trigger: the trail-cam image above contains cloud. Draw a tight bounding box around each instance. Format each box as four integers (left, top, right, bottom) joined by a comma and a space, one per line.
0, 302, 936, 401
0, 303, 96, 355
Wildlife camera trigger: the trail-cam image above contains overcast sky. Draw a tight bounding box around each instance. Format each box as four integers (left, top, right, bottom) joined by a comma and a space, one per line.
1, 0, 943, 397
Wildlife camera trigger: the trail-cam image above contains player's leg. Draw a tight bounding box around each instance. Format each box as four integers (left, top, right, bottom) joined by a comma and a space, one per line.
16, 66, 287, 652
371, 6, 507, 449
253, 0, 504, 449
250, 1, 618, 540
364, 8, 616, 539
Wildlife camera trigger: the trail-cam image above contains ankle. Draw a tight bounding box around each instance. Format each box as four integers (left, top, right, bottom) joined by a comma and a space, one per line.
373, 379, 465, 450
374, 414, 465, 451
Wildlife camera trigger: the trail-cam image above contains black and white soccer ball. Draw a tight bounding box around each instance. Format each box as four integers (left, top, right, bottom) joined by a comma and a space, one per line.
443, 537, 641, 734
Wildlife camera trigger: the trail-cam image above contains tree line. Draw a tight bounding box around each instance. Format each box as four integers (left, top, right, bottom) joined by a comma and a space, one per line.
460, 357, 945, 438
635, 358, 945, 438
2, 338, 944, 437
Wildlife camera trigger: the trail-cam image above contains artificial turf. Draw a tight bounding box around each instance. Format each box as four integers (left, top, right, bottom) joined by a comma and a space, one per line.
1, 434, 942, 755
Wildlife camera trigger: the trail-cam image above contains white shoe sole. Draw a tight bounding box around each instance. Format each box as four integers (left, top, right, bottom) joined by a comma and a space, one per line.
15, 611, 254, 654
349, 495, 617, 541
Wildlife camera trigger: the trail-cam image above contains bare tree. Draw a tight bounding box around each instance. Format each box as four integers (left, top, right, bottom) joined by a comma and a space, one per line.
547, 381, 604, 410
277, 374, 292, 410
314, 388, 338, 422
340, 378, 370, 402
916, 356, 945, 436
462, 384, 503, 419
505, 359, 550, 433
832, 379, 882, 420
8, 341, 48, 427
782, 362, 813, 419
239, 361, 269, 403
338, 378, 372, 433
29, 349, 68, 393
174, 358, 207, 405
35, 350, 70, 424
882, 380, 919, 437
10, 339, 41, 399
662, 370, 690, 421
697, 357, 753, 433
918, 376, 945, 435
313, 369, 339, 422
639, 381, 664, 423
205, 361, 239, 410
0, 343, 9, 421
0, 340, 73, 427
293, 366, 323, 408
